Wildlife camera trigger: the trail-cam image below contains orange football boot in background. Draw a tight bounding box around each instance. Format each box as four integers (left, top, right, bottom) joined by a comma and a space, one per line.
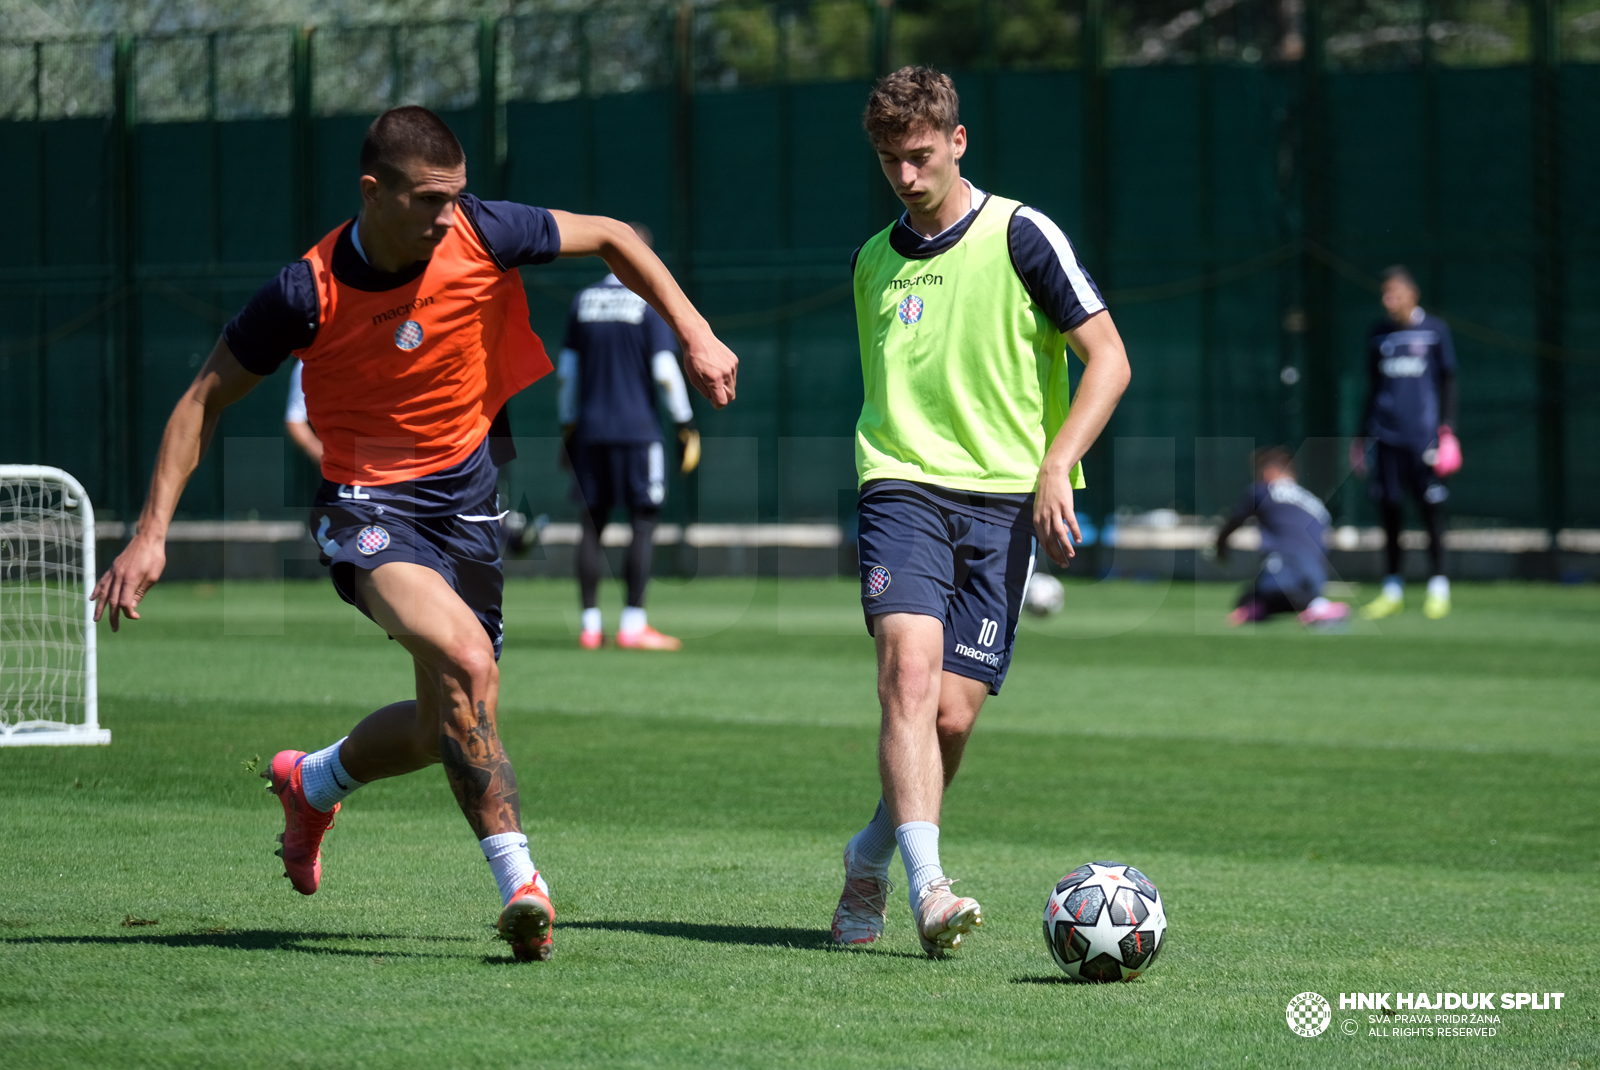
615, 626, 682, 651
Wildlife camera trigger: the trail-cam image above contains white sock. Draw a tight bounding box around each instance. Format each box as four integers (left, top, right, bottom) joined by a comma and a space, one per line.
896, 821, 943, 910
300, 738, 364, 813
1428, 575, 1450, 600
619, 606, 647, 636
581, 607, 602, 634
1306, 596, 1330, 613
1382, 576, 1404, 601
846, 798, 897, 876
480, 832, 545, 905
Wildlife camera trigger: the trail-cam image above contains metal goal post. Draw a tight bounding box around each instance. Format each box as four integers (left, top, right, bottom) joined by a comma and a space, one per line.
0, 465, 108, 746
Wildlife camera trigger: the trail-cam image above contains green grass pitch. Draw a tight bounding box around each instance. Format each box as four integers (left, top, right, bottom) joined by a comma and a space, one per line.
2, 576, 1597, 1068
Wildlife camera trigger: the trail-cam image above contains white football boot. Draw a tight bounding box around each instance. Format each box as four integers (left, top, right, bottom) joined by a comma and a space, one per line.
830, 848, 893, 946
913, 877, 982, 958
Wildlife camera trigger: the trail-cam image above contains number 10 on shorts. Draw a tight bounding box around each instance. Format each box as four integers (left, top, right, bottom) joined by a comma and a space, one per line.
978, 618, 999, 648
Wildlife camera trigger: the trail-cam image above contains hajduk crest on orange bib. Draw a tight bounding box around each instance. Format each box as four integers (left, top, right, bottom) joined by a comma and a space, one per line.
294, 217, 551, 486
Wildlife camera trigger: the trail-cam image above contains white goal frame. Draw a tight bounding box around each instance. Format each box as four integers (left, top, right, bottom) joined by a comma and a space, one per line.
0, 465, 107, 746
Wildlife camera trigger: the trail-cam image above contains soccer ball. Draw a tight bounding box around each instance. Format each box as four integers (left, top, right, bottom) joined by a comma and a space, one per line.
1043, 861, 1167, 982
1024, 572, 1065, 617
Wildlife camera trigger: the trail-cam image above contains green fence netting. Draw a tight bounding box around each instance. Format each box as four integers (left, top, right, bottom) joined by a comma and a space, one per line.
0, 0, 1596, 532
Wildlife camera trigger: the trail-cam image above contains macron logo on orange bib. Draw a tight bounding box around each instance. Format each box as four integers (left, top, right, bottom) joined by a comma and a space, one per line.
294, 218, 551, 486
372, 296, 434, 327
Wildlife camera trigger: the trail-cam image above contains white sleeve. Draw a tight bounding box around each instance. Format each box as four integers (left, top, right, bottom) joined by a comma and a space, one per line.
557, 348, 579, 426
284, 360, 308, 423
652, 350, 694, 424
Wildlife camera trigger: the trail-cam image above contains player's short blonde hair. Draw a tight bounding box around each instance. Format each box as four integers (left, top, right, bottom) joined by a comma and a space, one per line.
864, 66, 960, 146
1253, 446, 1294, 478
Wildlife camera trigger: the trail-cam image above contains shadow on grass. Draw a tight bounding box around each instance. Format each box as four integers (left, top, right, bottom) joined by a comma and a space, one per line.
565, 919, 832, 949
564, 918, 923, 958
1012, 975, 1146, 985
0, 929, 470, 959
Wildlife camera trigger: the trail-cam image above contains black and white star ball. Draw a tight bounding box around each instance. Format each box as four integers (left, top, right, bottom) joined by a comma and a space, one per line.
1043, 861, 1167, 982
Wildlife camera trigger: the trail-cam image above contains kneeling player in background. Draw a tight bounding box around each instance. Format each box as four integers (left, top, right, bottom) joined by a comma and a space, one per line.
92, 106, 737, 962
1214, 447, 1348, 627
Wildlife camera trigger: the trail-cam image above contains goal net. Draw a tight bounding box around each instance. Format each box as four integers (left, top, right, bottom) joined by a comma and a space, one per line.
0, 466, 107, 745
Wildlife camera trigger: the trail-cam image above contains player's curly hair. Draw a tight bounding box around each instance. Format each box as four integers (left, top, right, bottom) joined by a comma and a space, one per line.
863, 66, 961, 146
361, 105, 465, 186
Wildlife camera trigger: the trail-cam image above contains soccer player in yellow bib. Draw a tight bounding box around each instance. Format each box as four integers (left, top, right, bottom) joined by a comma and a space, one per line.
830, 68, 1131, 957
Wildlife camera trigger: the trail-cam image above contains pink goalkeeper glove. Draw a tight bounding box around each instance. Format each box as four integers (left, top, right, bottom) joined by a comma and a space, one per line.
1434, 426, 1462, 477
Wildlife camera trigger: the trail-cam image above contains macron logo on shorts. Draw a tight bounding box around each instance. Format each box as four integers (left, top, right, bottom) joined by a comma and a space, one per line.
954, 643, 1001, 668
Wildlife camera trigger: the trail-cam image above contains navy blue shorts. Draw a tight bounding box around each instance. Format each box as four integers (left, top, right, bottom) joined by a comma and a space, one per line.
1250, 553, 1322, 611
309, 486, 506, 660
1370, 442, 1448, 508
571, 440, 666, 517
856, 487, 1036, 695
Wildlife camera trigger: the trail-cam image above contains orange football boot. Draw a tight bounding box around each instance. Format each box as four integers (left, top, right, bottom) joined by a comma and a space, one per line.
263, 749, 338, 895
579, 629, 603, 650
614, 626, 682, 651
497, 878, 555, 961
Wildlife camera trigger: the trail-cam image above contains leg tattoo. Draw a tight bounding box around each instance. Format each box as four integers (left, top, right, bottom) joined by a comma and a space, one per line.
440, 700, 523, 838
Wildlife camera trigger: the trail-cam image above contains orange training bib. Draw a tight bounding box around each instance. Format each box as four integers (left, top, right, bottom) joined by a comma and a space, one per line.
294, 216, 551, 485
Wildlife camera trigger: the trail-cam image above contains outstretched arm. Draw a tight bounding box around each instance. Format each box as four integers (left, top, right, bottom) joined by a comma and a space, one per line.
548, 211, 737, 408
91, 339, 263, 629
285, 420, 323, 464
1213, 492, 1256, 562
1033, 310, 1132, 569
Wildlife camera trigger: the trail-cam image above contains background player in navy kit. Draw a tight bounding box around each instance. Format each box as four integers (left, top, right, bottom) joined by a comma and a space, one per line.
1214, 447, 1349, 627
558, 224, 700, 651
1350, 266, 1460, 620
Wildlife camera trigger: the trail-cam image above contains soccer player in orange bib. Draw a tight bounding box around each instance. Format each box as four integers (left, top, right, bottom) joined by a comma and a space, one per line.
91, 106, 738, 961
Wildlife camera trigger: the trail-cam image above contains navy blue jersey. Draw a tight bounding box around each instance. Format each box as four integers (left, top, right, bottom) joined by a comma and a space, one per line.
850, 183, 1107, 334
562, 275, 679, 444
1362, 308, 1458, 452
223, 194, 561, 377
1224, 479, 1331, 588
